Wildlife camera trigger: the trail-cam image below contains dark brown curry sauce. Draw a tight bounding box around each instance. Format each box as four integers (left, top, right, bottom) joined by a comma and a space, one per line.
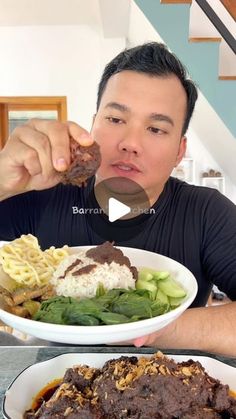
31, 378, 62, 411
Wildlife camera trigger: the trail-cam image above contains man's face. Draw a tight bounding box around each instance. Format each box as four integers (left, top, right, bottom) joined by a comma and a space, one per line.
91, 70, 187, 204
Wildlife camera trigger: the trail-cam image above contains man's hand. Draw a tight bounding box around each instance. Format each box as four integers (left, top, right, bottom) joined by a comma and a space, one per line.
0, 119, 93, 200
133, 330, 167, 347
113, 321, 177, 347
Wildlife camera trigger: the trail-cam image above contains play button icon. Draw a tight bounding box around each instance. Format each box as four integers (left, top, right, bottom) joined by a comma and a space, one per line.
108, 197, 131, 222
84, 176, 152, 242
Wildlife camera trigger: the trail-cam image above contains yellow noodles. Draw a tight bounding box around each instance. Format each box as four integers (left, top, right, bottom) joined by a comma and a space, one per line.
0, 234, 68, 287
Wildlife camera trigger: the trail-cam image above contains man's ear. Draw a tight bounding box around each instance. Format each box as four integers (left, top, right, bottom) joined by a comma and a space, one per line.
175, 136, 187, 167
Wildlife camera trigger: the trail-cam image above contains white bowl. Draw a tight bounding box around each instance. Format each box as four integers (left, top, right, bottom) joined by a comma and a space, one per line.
3, 352, 236, 419
0, 246, 198, 345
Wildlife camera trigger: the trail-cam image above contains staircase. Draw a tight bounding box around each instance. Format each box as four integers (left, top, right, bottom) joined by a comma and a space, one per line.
134, 0, 236, 137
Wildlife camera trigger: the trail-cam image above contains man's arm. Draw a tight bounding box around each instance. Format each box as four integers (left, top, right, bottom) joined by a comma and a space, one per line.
134, 302, 236, 356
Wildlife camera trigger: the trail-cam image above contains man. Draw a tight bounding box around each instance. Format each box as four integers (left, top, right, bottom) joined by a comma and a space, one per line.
0, 43, 235, 354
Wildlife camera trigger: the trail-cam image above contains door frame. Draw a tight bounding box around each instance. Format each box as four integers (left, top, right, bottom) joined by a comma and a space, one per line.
0, 96, 67, 149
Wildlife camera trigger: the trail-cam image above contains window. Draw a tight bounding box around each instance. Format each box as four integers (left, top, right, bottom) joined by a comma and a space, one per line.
0, 97, 67, 149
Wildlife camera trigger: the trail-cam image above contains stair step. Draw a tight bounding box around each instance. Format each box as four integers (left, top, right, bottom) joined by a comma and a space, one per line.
219, 75, 236, 80
189, 37, 222, 42
161, 0, 191, 3
220, 0, 236, 20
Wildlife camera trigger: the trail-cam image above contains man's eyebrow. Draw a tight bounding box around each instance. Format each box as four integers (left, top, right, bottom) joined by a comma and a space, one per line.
105, 103, 174, 126
150, 113, 174, 126
105, 102, 130, 112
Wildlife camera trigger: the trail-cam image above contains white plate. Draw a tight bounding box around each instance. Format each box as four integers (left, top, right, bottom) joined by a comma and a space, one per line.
0, 246, 198, 344
3, 352, 236, 419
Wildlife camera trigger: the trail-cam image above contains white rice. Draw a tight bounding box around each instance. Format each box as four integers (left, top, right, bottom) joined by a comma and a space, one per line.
50, 250, 135, 299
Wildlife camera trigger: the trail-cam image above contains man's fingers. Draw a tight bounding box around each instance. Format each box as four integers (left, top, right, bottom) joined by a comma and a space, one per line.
133, 336, 149, 347
25, 119, 94, 173
67, 121, 94, 146
19, 146, 42, 177
5, 139, 41, 177
10, 125, 54, 178
133, 325, 174, 348
26, 119, 70, 171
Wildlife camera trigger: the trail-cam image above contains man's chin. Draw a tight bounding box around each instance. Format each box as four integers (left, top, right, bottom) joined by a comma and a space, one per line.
99, 176, 144, 196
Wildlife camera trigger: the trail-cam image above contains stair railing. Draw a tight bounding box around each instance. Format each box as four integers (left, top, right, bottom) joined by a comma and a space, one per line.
195, 0, 236, 54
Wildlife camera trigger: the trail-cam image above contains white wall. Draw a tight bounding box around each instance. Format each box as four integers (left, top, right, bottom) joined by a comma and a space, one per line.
0, 25, 125, 130
187, 129, 236, 200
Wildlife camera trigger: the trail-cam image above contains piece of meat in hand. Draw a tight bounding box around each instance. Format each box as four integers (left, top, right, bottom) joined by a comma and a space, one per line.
60, 138, 101, 186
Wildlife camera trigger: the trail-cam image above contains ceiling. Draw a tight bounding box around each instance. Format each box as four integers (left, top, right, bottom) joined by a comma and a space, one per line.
0, 0, 131, 37
0, 0, 101, 26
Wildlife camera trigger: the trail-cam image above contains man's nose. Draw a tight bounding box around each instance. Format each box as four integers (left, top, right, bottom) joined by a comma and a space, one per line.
118, 129, 143, 156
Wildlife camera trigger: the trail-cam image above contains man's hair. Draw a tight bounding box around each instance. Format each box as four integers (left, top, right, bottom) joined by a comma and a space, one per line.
97, 42, 198, 135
